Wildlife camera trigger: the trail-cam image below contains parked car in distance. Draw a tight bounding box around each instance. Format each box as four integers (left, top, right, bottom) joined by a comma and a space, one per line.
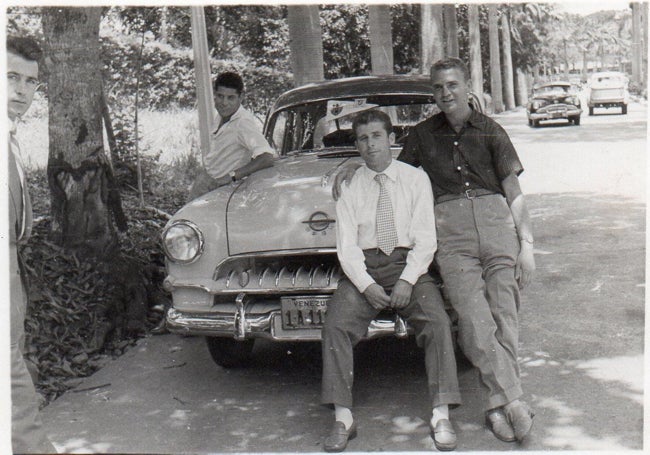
526, 81, 582, 127
587, 71, 630, 115
161, 76, 476, 368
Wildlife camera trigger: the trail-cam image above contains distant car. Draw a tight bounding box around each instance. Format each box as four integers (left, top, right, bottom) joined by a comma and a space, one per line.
161, 76, 480, 368
526, 81, 582, 127
587, 71, 630, 115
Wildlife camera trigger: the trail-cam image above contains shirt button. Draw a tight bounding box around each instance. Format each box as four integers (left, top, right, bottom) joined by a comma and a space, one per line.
456, 166, 462, 171
453, 141, 458, 146
465, 182, 470, 187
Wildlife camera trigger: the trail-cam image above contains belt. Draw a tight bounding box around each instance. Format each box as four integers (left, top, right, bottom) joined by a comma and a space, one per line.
435, 188, 497, 204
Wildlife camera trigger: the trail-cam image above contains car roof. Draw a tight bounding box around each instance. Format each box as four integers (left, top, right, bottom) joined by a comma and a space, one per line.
270, 75, 434, 112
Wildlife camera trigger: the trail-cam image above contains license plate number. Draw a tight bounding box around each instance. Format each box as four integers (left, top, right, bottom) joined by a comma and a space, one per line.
281, 296, 328, 329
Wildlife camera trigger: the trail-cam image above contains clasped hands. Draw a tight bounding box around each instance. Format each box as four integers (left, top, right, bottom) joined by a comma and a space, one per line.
363, 279, 412, 310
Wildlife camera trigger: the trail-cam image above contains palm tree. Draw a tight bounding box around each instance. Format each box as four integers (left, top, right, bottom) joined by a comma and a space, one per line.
421, 3, 444, 74
443, 4, 459, 58
369, 5, 394, 75
287, 5, 324, 86
500, 10, 516, 109
488, 4, 503, 113
468, 4, 484, 103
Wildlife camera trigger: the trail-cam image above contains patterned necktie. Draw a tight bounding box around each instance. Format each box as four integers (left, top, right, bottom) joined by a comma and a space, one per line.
374, 173, 398, 256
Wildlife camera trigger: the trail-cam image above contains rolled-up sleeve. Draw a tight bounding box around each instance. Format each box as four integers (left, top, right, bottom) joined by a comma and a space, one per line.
239, 118, 276, 158
489, 121, 523, 180
399, 169, 436, 284
336, 186, 375, 293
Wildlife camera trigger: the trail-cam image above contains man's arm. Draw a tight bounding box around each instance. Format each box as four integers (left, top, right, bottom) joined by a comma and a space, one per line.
502, 173, 535, 289
231, 152, 274, 181
332, 163, 362, 201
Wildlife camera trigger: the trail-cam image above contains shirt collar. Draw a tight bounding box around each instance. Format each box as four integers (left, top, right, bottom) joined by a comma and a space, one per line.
364, 159, 398, 182
212, 105, 244, 133
429, 107, 487, 132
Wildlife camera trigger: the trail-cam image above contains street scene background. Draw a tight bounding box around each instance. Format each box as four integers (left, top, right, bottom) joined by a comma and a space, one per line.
2, 1, 648, 454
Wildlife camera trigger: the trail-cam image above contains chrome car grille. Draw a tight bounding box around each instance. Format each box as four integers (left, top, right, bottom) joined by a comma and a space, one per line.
212, 251, 342, 293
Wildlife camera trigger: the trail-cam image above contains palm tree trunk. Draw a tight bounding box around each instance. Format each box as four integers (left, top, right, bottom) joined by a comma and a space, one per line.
420, 3, 444, 74
42, 7, 122, 256
369, 5, 394, 75
500, 11, 515, 110
443, 4, 459, 58
468, 4, 484, 104
488, 4, 503, 113
514, 67, 528, 107
287, 5, 324, 86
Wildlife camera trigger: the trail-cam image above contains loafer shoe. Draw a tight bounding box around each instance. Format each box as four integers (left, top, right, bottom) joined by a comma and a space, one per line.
429, 419, 457, 451
485, 408, 516, 442
324, 421, 357, 452
505, 402, 534, 442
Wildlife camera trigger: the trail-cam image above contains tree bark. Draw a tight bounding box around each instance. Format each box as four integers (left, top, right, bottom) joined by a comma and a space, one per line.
488, 4, 503, 113
287, 5, 324, 86
368, 5, 394, 75
632, 2, 643, 85
514, 67, 529, 107
42, 7, 124, 257
420, 4, 444, 74
443, 4, 459, 58
500, 11, 515, 110
468, 4, 484, 105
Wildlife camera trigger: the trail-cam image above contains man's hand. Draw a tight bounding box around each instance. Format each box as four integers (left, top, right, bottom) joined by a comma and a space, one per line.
332, 163, 362, 200
515, 242, 535, 289
390, 279, 413, 309
363, 283, 391, 310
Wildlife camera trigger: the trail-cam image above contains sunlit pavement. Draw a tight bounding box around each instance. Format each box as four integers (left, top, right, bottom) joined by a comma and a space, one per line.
39, 103, 646, 453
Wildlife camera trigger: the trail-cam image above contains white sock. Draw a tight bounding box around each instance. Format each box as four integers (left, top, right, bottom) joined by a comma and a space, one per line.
430, 404, 449, 428
334, 405, 354, 430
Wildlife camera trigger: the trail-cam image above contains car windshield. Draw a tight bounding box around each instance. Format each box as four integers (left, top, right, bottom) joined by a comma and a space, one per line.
535, 85, 570, 95
266, 96, 437, 156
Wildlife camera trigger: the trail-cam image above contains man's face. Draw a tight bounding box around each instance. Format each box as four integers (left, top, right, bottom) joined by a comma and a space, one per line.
214, 85, 242, 119
431, 67, 470, 116
7, 51, 39, 121
355, 120, 394, 172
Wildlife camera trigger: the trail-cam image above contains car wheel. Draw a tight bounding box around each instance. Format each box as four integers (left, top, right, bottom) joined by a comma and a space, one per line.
589, 107, 594, 116
528, 118, 532, 126
573, 116, 581, 125
532, 119, 540, 127
622, 104, 628, 115
206, 337, 255, 368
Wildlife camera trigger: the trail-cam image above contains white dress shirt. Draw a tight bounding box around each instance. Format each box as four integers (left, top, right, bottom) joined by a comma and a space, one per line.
336, 159, 437, 293
204, 105, 276, 179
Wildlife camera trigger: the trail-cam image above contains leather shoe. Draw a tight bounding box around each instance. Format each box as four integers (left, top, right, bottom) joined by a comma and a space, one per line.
324, 421, 357, 452
485, 408, 516, 442
505, 402, 534, 441
429, 419, 457, 451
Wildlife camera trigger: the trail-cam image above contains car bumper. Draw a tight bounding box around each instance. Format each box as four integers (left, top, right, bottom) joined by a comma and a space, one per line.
166, 306, 413, 341
529, 108, 582, 120
588, 100, 626, 107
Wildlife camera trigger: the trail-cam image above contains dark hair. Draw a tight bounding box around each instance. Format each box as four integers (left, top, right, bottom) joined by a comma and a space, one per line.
352, 109, 393, 136
7, 35, 42, 62
214, 71, 244, 94
431, 57, 470, 82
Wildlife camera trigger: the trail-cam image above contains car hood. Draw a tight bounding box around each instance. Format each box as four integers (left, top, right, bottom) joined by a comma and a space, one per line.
533, 93, 572, 102
226, 153, 359, 255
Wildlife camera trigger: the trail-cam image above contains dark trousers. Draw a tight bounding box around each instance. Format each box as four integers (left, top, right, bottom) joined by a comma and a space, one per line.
435, 194, 522, 411
321, 248, 461, 409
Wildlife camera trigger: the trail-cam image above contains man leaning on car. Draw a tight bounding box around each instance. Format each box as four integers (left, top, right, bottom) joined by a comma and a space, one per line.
322, 109, 461, 452
188, 71, 275, 200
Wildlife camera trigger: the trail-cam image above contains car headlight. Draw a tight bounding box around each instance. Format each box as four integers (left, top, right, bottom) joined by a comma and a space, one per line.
532, 100, 542, 110
162, 220, 204, 264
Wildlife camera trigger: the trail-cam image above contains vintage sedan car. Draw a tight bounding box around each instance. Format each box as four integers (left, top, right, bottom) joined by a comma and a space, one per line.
526, 81, 582, 127
587, 71, 630, 115
161, 76, 463, 367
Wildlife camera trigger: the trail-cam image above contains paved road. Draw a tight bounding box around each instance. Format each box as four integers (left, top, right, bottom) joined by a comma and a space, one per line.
39, 102, 646, 453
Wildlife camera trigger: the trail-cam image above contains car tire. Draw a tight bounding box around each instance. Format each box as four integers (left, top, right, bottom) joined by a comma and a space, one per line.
528, 118, 532, 126
573, 116, 581, 125
532, 119, 540, 127
589, 107, 594, 116
622, 104, 628, 115
206, 337, 255, 368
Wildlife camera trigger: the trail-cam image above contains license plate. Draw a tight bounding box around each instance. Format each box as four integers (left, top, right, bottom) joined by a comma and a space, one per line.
281, 296, 328, 329
552, 111, 566, 118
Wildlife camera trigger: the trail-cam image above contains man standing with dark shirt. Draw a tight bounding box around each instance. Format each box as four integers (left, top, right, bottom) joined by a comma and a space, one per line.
399, 57, 536, 442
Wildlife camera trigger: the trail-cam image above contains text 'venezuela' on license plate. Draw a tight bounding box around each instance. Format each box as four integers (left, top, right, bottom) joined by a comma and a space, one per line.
281, 295, 329, 329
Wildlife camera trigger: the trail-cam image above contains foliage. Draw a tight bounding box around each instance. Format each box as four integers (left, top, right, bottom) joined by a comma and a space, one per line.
391, 4, 420, 74
320, 5, 370, 78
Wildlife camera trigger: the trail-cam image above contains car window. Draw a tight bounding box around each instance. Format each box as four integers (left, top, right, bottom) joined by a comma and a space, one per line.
266, 97, 436, 156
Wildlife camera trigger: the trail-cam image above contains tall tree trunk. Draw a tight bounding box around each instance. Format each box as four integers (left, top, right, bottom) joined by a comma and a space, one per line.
514, 67, 529, 107
42, 7, 124, 256
468, 4, 484, 106
420, 4, 444, 74
443, 4, 459, 58
488, 4, 503, 113
287, 5, 324, 86
632, 2, 643, 85
368, 5, 394, 75
500, 11, 515, 110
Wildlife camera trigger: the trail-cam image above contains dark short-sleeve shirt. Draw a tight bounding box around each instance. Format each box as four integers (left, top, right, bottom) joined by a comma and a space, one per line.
398, 110, 523, 199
